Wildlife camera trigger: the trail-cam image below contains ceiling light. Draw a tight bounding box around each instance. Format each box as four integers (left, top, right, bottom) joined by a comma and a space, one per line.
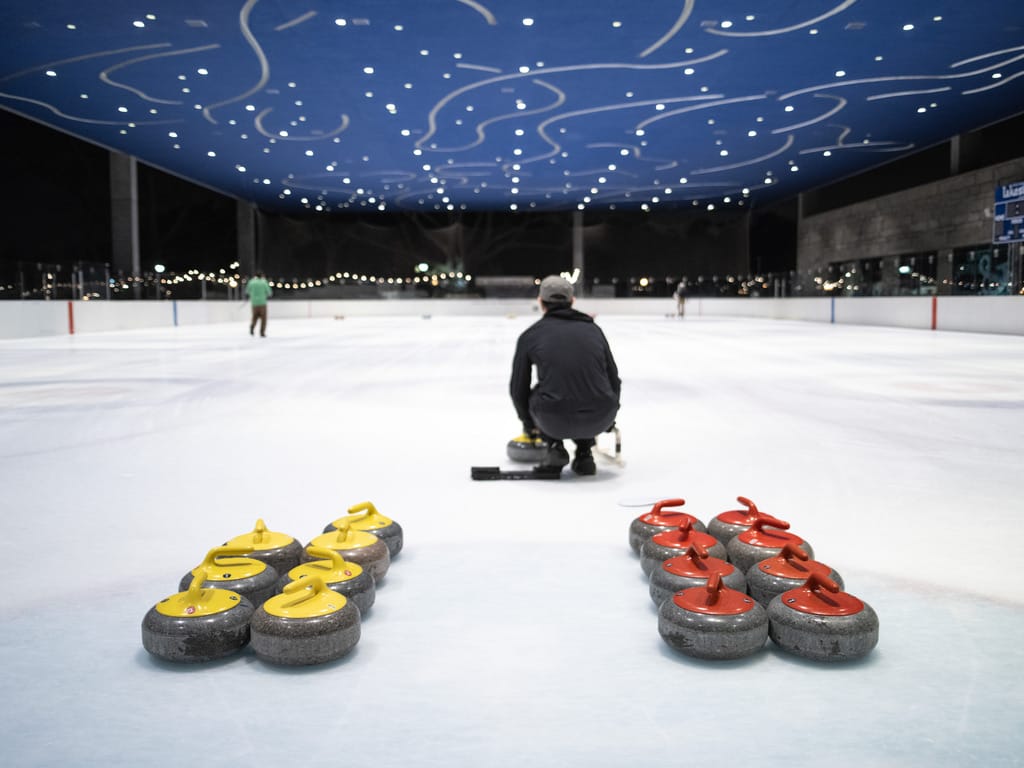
335, 19, 347, 26
363, 66, 374, 74
720, 21, 733, 29
612, 21, 622, 28
522, 18, 534, 26
835, 70, 846, 77
902, 24, 914, 31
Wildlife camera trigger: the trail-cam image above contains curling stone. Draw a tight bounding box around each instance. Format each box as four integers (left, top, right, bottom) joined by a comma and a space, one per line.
224, 518, 303, 577
639, 519, 726, 577
304, 522, 390, 582
506, 432, 548, 463
707, 496, 768, 546
323, 500, 403, 558
649, 541, 746, 608
628, 498, 708, 555
179, 545, 278, 608
141, 567, 255, 663
278, 545, 376, 616
250, 576, 361, 666
746, 542, 844, 607
768, 572, 878, 662
658, 572, 768, 660
726, 514, 814, 574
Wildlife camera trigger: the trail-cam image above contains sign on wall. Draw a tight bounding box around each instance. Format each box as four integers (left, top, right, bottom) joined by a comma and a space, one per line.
993, 181, 1024, 244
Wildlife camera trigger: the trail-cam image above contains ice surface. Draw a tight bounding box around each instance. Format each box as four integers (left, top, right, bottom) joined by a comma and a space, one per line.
1, 313, 1022, 767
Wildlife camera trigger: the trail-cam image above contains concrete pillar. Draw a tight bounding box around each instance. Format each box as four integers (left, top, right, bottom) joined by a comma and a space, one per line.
936, 249, 955, 295
237, 200, 257, 274
109, 152, 140, 297
572, 209, 584, 296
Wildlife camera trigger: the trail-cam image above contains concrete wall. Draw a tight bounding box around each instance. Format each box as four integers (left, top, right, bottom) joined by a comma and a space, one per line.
3, 296, 1022, 339
798, 156, 1024, 277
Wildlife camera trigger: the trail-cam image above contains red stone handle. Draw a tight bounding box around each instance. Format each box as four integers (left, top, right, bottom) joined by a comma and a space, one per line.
651, 498, 686, 514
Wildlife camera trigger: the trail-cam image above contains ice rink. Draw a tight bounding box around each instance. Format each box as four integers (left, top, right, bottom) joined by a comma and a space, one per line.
1, 308, 1022, 767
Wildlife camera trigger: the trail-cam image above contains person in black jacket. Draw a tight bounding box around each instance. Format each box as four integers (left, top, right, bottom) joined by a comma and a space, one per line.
510, 275, 621, 475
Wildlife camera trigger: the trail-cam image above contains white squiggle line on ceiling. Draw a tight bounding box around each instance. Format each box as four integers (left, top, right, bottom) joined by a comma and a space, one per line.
457, 63, 504, 73
581, 144, 679, 171
639, 0, 696, 58
100, 45, 220, 105
518, 93, 724, 167
203, 0, 269, 125
0, 92, 181, 126
963, 69, 1024, 94
432, 79, 565, 152
705, 0, 858, 37
274, 10, 317, 31
951, 44, 1024, 68
780, 52, 1024, 100
0, 43, 172, 83
456, 0, 497, 26
867, 87, 952, 100
770, 94, 846, 133
634, 94, 767, 131
798, 126, 914, 154
254, 108, 350, 140
418, 51, 729, 148
691, 134, 794, 175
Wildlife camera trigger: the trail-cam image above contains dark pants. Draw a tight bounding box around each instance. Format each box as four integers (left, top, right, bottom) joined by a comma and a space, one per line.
250, 305, 267, 336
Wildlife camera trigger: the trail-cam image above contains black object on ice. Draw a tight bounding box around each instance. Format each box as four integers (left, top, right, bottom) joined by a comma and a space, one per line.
471, 465, 562, 480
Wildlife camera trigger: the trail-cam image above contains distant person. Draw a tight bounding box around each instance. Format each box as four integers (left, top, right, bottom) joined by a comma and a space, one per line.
674, 279, 688, 317
246, 271, 272, 337
510, 275, 621, 475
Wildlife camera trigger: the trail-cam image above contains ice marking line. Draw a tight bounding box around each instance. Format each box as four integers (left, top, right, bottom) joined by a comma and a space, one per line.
456, 0, 497, 25
417, 52, 729, 149
0, 43, 171, 83
0, 93, 181, 126
962, 69, 1024, 94
254, 108, 350, 140
203, 0, 269, 125
771, 94, 846, 133
638, 0, 695, 58
100, 44, 221, 105
274, 10, 317, 32
706, 0, 857, 37
867, 87, 952, 100
692, 135, 794, 175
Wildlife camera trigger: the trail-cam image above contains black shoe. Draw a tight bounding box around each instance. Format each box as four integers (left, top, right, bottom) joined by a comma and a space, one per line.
571, 449, 596, 476
541, 440, 569, 469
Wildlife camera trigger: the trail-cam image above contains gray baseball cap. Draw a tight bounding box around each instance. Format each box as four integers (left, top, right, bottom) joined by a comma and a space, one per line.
539, 275, 574, 302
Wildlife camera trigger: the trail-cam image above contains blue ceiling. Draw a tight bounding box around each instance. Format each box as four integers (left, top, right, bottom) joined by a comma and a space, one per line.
2, 1, 1023, 215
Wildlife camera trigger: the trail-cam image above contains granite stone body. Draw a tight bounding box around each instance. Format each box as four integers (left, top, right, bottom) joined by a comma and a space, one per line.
628, 514, 708, 555
250, 601, 361, 666
241, 541, 303, 581
747, 562, 844, 607
727, 535, 814, 574
707, 517, 753, 546
768, 597, 879, 662
302, 538, 391, 582
141, 597, 255, 663
507, 439, 547, 463
640, 535, 726, 577
649, 560, 746, 607
323, 520, 404, 558
658, 596, 768, 660
276, 569, 376, 615
178, 566, 279, 608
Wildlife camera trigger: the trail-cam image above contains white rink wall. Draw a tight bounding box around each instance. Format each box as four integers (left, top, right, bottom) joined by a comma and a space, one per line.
1, 294, 1022, 338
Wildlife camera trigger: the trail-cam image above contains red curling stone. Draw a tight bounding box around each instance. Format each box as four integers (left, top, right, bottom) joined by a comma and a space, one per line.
649, 541, 746, 608
639, 518, 726, 577
628, 497, 707, 554
726, 514, 814, 573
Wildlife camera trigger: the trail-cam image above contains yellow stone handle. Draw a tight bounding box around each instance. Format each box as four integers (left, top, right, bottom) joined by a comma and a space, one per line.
199, 544, 255, 570
185, 566, 212, 600
304, 545, 348, 571
279, 575, 327, 608
346, 501, 377, 521
252, 518, 269, 543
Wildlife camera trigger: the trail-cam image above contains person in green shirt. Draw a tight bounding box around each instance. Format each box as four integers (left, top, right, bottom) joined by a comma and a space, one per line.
246, 272, 273, 337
